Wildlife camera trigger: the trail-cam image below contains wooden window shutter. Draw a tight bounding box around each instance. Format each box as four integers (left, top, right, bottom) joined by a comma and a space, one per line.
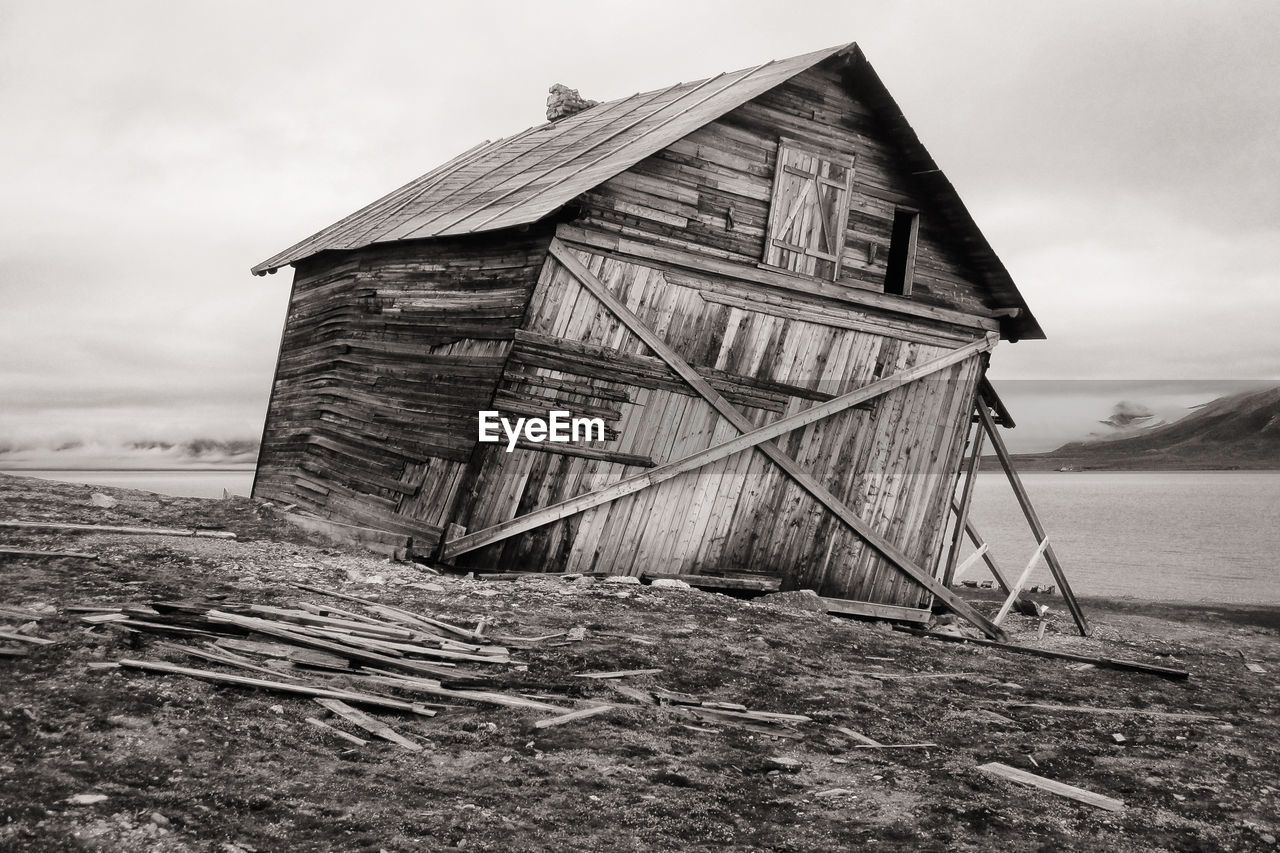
762, 138, 855, 281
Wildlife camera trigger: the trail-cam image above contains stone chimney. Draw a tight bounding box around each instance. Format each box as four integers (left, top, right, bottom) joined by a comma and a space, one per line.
546, 84, 598, 122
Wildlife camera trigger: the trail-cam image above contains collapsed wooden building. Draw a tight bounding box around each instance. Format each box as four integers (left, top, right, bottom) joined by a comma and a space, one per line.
251, 42, 1086, 640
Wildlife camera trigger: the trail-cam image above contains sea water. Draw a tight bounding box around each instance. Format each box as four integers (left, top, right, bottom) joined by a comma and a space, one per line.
7, 468, 1278, 605
966, 470, 1280, 605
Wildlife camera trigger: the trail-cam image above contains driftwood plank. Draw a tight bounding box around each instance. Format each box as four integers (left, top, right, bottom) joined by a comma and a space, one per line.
0, 631, 55, 646
0, 548, 98, 560
314, 698, 422, 751
1006, 703, 1219, 722
572, 669, 663, 679
115, 659, 436, 715
976, 762, 1124, 812
534, 704, 615, 729
0, 521, 236, 539
901, 629, 1190, 681
304, 716, 369, 747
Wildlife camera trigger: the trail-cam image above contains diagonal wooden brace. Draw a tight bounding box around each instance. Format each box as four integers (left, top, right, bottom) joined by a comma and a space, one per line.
977, 403, 1090, 636
446, 241, 1004, 638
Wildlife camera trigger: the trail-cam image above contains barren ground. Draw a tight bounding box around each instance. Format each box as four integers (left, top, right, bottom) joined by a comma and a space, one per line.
1, 472, 1277, 852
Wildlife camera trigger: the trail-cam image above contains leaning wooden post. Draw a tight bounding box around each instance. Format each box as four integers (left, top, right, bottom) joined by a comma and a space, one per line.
942, 417, 985, 587
976, 403, 1090, 636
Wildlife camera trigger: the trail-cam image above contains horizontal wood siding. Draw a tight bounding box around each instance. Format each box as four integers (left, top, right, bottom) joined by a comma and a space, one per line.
252, 229, 553, 546
575, 63, 992, 317
456, 247, 984, 607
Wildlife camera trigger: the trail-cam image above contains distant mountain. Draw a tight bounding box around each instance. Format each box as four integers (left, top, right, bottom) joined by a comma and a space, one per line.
1009, 385, 1280, 470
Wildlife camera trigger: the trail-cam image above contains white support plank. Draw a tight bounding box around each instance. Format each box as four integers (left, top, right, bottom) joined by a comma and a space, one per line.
994, 537, 1050, 626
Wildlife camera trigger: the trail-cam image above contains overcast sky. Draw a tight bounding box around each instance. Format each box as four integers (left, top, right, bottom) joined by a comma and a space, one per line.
1, 0, 1277, 458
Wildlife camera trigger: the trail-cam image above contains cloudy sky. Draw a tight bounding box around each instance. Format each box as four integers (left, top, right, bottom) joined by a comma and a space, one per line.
1, 0, 1277, 462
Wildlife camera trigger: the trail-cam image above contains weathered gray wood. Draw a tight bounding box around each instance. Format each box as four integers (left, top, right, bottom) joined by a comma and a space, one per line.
977, 404, 1089, 636
314, 698, 423, 751
942, 420, 984, 587
0, 521, 235, 539
533, 704, 615, 728
442, 331, 995, 565
116, 659, 436, 714
820, 597, 931, 623
0, 548, 98, 560
976, 762, 1124, 812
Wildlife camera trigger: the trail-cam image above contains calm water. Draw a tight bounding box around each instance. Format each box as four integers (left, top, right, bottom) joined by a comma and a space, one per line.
966, 471, 1280, 605
6, 468, 1278, 605
4, 469, 256, 500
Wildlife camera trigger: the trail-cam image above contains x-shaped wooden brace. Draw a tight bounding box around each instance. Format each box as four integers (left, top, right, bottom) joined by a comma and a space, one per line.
442, 239, 1005, 640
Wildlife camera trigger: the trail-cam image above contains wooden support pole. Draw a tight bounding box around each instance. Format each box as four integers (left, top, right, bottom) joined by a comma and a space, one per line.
953, 507, 1016, 591
942, 420, 985, 587
455, 242, 1006, 640
950, 543, 988, 581
993, 537, 1050, 626
976, 404, 1090, 637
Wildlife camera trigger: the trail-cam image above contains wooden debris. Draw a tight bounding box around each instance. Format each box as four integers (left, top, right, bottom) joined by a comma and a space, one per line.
0, 630, 54, 646
853, 742, 938, 749
314, 698, 422, 751
976, 762, 1124, 812
901, 628, 1190, 681
0, 605, 46, 621
834, 726, 882, 746
115, 659, 436, 715
304, 716, 369, 747
0, 520, 236, 539
534, 704, 615, 729
0, 646, 29, 658
81, 613, 129, 625
1006, 702, 1220, 722
609, 684, 658, 705
0, 548, 98, 560
572, 668, 662, 679
155, 641, 304, 681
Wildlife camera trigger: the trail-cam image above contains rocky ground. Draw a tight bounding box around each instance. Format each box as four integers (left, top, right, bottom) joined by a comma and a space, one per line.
1, 472, 1277, 852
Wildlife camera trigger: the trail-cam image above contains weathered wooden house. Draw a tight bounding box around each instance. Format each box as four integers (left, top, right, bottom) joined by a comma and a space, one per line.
251, 42, 1053, 639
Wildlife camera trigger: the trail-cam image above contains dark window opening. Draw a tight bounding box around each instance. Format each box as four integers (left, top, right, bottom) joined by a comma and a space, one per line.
884, 208, 919, 296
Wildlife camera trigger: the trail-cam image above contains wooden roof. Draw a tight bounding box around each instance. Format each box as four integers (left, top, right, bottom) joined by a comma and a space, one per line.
252, 42, 1043, 340
251, 43, 847, 276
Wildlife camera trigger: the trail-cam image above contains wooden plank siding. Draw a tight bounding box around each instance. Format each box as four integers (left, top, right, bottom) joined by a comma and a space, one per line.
252, 227, 555, 546
575, 64, 993, 318
449, 247, 984, 607
254, 53, 1003, 611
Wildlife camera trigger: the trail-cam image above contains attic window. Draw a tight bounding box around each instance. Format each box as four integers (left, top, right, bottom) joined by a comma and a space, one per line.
883, 208, 919, 296
761, 138, 855, 281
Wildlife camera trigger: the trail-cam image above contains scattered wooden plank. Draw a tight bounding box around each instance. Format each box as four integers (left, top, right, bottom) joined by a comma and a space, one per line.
976, 762, 1124, 812
314, 698, 423, 751
834, 726, 882, 746
821, 597, 932, 623
155, 641, 303, 681
0, 605, 45, 621
116, 659, 435, 715
572, 668, 663, 679
644, 574, 780, 592
0, 548, 98, 560
358, 670, 568, 712
304, 716, 369, 747
609, 684, 658, 705
1006, 702, 1220, 722
853, 742, 938, 749
0, 630, 54, 646
0, 520, 236, 539
81, 613, 129, 625
534, 704, 615, 729
860, 671, 976, 681
0, 646, 29, 658
899, 628, 1190, 681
